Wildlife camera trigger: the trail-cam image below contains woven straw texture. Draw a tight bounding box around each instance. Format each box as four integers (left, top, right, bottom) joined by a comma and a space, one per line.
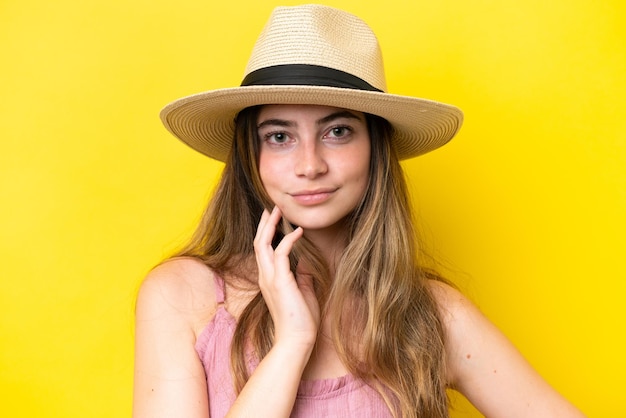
161, 4, 463, 162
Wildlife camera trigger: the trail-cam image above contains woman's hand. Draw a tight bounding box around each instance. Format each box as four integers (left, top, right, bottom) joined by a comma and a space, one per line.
225, 207, 321, 417
254, 206, 321, 349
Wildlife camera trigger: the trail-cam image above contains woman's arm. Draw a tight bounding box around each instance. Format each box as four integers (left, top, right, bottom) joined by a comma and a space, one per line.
226, 207, 320, 417
133, 260, 214, 418
133, 208, 318, 418
431, 281, 586, 417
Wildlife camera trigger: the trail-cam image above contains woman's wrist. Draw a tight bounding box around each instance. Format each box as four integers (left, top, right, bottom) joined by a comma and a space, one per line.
269, 337, 316, 371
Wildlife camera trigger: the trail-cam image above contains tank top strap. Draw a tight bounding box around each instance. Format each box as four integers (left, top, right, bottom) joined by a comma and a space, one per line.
213, 274, 226, 304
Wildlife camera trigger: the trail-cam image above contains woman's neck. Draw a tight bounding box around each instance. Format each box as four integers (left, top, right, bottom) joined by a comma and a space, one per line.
302, 223, 349, 275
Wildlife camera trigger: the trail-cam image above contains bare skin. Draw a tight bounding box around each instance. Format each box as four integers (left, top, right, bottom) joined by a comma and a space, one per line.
133, 105, 586, 418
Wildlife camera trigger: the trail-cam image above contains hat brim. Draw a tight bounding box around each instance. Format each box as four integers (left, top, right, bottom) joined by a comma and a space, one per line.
160, 85, 463, 162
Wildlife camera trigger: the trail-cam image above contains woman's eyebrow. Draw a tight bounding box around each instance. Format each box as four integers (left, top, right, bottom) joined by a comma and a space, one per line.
257, 118, 294, 129
257, 110, 363, 129
317, 111, 363, 126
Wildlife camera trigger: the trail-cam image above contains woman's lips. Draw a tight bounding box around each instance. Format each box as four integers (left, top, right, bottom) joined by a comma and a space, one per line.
290, 188, 336, 205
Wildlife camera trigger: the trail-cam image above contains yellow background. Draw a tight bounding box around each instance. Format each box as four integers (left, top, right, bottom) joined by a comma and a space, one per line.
1, 0, 624, 416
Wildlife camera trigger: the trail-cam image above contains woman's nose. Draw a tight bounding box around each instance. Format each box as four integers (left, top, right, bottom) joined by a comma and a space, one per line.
294, 139, 328, 178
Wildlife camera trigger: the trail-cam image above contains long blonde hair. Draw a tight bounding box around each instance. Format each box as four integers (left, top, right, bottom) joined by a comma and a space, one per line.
175, 106, 449, 418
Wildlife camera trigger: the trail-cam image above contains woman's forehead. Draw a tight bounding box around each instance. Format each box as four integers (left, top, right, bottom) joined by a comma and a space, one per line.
257, 104, 366, 123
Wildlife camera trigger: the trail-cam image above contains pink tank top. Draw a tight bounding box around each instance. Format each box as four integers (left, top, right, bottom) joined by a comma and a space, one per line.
194, 275, 393, 417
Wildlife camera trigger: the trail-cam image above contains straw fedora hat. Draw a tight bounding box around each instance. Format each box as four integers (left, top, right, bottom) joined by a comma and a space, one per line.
160, 4, 463, 162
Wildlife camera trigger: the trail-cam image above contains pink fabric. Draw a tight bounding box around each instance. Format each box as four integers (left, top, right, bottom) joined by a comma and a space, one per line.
194, 275, 392, 417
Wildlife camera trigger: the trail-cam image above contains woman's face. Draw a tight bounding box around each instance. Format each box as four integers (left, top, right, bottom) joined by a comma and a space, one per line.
257, 104, 371, 232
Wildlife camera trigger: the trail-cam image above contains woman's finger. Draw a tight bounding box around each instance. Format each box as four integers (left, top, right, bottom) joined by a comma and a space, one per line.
273, 226, 303, 278
254, 206, 300, 290
253, 209, 273, 277
254, 208, 273, 246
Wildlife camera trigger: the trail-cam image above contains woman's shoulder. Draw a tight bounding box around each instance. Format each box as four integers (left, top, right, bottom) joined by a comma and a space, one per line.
426, 279, 474, 322
425, 279, 490, 381
426, 279, 501, 354
136, 257, 220, 336
139, 257, 218, 306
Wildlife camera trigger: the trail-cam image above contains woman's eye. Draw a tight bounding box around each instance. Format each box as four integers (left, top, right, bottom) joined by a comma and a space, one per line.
266, 132, 289, 144
326, 126, 351, 139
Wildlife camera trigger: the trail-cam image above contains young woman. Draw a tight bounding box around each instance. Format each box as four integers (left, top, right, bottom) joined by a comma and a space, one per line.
133, 5, 585, 418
